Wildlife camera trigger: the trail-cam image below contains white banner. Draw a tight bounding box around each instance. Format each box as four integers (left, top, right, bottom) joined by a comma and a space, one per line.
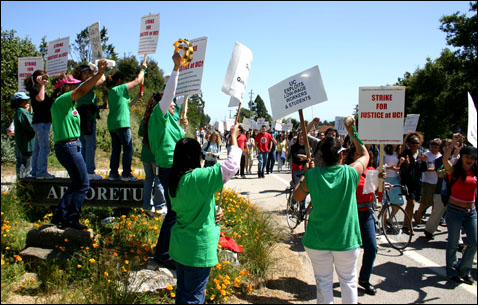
46, 37, 69, 75
468, 92, 477, 148
334, 116, 348, 136
268, 66, 328, 120
221, 42, 253, 101
274, 121, 283, 131
88, 22, 103, 61
176, 36, 208, 96
403, 114, 420, 134
358, 86, 406, 144
138, 13, 160, 55
217, 120, 224, 134
228, 96, 241, 107
256, 118, 265, 127
18, 57, 43, 92
250, 119, 257, 130
242, 118, 251, 130
226, 118, 235, 130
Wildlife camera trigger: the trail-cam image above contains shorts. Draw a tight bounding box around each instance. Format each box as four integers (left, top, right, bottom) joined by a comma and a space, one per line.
420, 182, 436, 208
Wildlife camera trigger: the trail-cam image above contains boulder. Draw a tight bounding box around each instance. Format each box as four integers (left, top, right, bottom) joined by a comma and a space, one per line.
127, 260, 177, 293
26, 225, 95, 249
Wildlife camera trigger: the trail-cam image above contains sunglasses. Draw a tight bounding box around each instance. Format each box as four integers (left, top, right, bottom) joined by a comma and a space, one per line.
411, 141, 420, 145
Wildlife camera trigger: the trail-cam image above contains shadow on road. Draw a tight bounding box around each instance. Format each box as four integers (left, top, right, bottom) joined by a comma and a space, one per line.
284, 232, 306, 253
373, 261, 461, 303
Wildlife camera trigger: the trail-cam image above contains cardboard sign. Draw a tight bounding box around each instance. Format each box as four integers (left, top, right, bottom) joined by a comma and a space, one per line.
250, 119, 257, 130
17, 57, 43, 92
274, 121, 283, 131
256, 118, 265, 127
226, 118, 235, 130
358, 86, 406, 144
468, 92, 477, 148
268, 66, 328, 120
217, 120, 225, 134
222, 42, 253, 101
46, 37, 69, 75
242, 118, 251, 130
176, 36, 208, 96
228, 96, 241, 107
88, 22, 103, 61
403, 114, 420, 134
138, 13, 160, 55
335, 116, 348, 136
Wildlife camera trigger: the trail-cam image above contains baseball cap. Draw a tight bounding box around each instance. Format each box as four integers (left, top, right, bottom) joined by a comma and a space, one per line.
54, 75, 82, 89
12, 92, 30, 101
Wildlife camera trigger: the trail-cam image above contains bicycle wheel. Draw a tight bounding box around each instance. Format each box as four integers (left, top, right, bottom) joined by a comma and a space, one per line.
286, 188, 300, 230
304, 203, 312, 231
381, 204, 412, 250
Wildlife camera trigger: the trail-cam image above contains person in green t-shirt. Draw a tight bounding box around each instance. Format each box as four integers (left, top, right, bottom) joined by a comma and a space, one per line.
168, 124, 241, 304
105, 58, 147, 181
293, 117, 369, 304
49, 59, 107, 231
73, 65, 106, 180
11, 92, 35, 178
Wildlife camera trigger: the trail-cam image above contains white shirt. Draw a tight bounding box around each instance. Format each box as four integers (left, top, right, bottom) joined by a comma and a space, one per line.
384, 153, 400, 178
422, 150, 442, 184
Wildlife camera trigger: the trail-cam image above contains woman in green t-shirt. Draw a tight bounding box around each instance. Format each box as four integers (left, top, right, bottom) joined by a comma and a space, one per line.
293, 117, 369, 304
168, 124, 241, 304
50, 59, 107, 230
105, 58, 147, 181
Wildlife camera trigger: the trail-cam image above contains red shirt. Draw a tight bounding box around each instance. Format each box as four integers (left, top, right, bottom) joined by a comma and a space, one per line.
448, 169, 477, 204
237, 134, 247, 151
356, 167, 375, 211
255, 132, 273, 153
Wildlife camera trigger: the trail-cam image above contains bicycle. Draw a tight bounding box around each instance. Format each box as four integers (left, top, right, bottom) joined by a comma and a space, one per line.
285, 179, 312, 231
371, 183, 413, 250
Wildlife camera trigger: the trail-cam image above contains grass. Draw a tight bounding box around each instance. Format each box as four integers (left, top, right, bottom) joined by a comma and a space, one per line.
1, 180, 284, 303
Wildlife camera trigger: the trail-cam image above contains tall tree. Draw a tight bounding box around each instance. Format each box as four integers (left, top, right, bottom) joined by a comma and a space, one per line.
251, 95, 272, 122
72, 26, 118, 64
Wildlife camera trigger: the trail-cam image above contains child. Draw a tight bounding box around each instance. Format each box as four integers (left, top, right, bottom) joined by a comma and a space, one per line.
168, 125, 241, 304
12, 92, 35, 178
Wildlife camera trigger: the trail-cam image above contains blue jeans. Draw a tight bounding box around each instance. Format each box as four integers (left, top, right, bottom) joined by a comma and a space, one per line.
80, 121, 97, 174
445, 206, 477, 277
53, 140, 89, 226
257, 151, 269, 176
175, 262, 211, 304
358, 209, 378, 283
154, 167, 177, 261
31, 122, 51, 177
15, 146, 22, 175
109, 127, 133, 177
142, 161, 166, 210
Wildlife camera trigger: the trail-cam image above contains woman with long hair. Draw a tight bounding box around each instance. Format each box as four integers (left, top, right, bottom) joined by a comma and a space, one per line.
168, 125, 241, 304
293, 117, 369, 304
105, 59, 147, 181
244, 131, 255, 174
443, 133, 477, 285
24, 70, 55, 179
202, 131, 222, 168
384, 144, 405, 205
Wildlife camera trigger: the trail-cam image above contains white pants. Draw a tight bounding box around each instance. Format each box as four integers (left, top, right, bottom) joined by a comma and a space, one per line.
305, 246, 360, 304
425, 194, 446, 234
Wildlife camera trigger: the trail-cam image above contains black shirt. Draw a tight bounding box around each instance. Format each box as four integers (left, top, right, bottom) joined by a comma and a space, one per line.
28, 86, 54, 124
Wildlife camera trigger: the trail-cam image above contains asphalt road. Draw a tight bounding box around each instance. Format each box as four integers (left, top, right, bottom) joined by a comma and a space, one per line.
225, 153, 477, 304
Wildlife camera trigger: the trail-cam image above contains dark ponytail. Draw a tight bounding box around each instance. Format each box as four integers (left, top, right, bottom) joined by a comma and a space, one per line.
169, 138, 202, 198
24, 70, 46, 90
105, 71, 125, 89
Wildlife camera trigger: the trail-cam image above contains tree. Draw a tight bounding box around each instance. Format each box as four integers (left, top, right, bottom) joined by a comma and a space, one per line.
251, 95, 272, 122
72, 26, 118, 64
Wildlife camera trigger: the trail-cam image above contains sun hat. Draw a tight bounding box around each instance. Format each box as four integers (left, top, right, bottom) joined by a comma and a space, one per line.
54, 74, 82, 89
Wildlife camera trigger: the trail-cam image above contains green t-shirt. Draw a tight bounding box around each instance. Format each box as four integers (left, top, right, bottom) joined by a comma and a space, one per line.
303, 165, 362, 251
138, 118, 155, 163
50, 91, 81, 143
13, 107, 35, 153
148, 104, 184, 168
169, 163, 224, 267
107, 84, 130, 130
76, 85, 98, 119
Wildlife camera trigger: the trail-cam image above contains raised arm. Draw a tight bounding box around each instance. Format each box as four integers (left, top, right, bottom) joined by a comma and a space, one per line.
34, 75, 48, 102
126, 57, 147, 91
71, 59, 107, 102
221, 124, 242, 184
443, 133, 461, 173
160, 52, 181, 115
345, 117, 369, 176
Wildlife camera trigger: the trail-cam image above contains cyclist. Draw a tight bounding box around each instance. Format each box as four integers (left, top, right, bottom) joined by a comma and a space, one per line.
290, 131, 309, 213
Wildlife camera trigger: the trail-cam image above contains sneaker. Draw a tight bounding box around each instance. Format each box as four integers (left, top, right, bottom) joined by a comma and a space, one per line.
65, 222, 88, 231
121, 175, 139, 182
36, 173, 55, 180
107, 175, 121, 181
424, 231, 434, 240
155, 206, 168, 214
88, 173, 103, 180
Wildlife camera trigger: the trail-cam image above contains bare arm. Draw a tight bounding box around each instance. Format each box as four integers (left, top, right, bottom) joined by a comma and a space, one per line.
345, 117, 369, 176
71, 59, 107, 102
443, 133, 460, 173
34, 76, 48, 102
126, 57, 147, 91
